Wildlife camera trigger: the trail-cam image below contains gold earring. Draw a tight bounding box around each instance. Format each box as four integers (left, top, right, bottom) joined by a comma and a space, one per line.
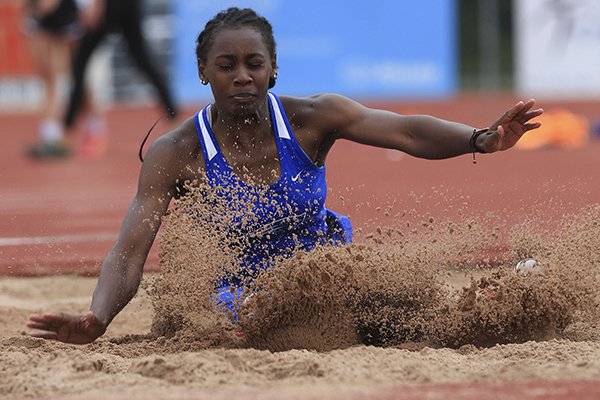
201, 78, 208, 85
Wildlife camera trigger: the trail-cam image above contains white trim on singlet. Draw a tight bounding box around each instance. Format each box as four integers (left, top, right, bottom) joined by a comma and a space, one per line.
206, 104, 213, 126
198, 97, 290, 161
197, 106, 218, 161
268, 93, 291, 139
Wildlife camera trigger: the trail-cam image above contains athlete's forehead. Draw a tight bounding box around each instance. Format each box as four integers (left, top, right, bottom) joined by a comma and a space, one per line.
207, 26, 270, 60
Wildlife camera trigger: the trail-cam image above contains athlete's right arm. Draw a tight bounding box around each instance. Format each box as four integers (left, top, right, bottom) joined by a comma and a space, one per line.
90, 134, 179, 326
27, 134, 186, 343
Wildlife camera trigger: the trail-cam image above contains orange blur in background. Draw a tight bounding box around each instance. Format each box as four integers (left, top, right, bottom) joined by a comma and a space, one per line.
516, 108, 590, 150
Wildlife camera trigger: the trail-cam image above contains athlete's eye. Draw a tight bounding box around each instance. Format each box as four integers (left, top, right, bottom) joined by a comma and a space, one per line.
218, 64, 233, 70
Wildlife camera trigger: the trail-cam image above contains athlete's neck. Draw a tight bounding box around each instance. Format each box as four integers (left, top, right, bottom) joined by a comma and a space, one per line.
211, 101, 271, 143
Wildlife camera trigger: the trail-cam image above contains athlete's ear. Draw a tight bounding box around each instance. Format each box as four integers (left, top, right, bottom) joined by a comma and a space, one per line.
271, 56, 277, 73
268, 56, 278, 89
198, 62, 208, 85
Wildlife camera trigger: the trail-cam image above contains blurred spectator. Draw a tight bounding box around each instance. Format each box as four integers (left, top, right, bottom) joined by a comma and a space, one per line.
29, 0, 179, 160
23, 0, 81, 158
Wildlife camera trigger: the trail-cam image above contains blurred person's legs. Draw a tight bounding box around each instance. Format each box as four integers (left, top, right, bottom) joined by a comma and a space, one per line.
63, 26, 109, 159
64, 0, 178, 159
31, 0, 179, 160
117, 0, 178, 119
28, 32, 69, 155
63, 25, 106, 132
26, 0, 79, 159
78, 86, 108, 160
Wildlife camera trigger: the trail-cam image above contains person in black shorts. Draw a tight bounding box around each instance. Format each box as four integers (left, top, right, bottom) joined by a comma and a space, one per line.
29, 0, 179, 159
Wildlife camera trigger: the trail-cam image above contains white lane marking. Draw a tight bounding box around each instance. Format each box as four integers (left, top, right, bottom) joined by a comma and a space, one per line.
0, 232, 117, 247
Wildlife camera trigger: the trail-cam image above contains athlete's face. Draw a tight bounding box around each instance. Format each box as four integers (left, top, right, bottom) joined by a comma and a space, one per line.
199, 27, 276, 117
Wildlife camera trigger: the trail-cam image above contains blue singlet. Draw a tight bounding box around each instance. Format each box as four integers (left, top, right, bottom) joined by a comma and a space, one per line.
194, 93, 352, 317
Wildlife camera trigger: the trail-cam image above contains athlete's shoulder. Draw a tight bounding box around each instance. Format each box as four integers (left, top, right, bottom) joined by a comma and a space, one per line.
140, 116, 202, 175
139, 116, 205, 190
146, 117, 198, 156
279, 93, 357, 114
279, 92, 347, 107
278, 93, 359, 127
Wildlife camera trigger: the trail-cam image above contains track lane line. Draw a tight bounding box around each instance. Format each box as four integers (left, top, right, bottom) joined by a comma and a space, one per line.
0, 233, 118, 246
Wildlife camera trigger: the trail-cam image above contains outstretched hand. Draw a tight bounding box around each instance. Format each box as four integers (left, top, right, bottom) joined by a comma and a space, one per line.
478, 99, 543, 153
27, 311, 106, 344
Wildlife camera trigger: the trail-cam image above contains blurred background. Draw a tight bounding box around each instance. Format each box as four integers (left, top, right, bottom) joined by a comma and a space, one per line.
1, 0, 599, 109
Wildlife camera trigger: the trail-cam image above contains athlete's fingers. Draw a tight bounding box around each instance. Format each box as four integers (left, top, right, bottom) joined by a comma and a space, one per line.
506, 99, 539, 123
26, 321, 54, 331
492, 102, 523, 129
29, 330, 59, 340
515, 100, 540, 122
523, 121, 542, 131
29, 312, 75, 332
504, 101, 525, 121
497, 124, 506, 139
29, 312, 61, 321
39, 312, 72, 323
521, 108, 544, 122
518, 98, 535, 112
28, 314, 48, 323
28, 314, 58, 328
521, 99, 536, 112
28, 315, 52, 330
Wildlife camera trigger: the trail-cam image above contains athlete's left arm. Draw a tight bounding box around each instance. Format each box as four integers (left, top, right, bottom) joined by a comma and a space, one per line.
313, 94, 543, 159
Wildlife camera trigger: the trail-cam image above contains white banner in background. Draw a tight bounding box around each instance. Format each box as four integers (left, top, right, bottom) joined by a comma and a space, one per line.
515, 0, 600, 98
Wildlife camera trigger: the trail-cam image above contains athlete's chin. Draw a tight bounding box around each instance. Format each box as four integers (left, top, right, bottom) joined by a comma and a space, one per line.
230, 103, 259, 116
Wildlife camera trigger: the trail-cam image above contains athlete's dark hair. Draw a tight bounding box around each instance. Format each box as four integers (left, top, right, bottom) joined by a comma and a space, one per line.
140, 9, 277, 163
195, 7, 277, 88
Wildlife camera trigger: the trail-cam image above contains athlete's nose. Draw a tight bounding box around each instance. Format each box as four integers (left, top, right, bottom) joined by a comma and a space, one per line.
233, 67, 252, 86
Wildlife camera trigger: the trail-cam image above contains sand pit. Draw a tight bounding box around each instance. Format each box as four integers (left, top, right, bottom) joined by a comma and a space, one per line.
3, 197, 600, 399
2, 274, 600, 399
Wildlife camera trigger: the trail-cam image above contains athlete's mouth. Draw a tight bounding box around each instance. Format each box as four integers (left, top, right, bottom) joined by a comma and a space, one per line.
231, 92, 256, 101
